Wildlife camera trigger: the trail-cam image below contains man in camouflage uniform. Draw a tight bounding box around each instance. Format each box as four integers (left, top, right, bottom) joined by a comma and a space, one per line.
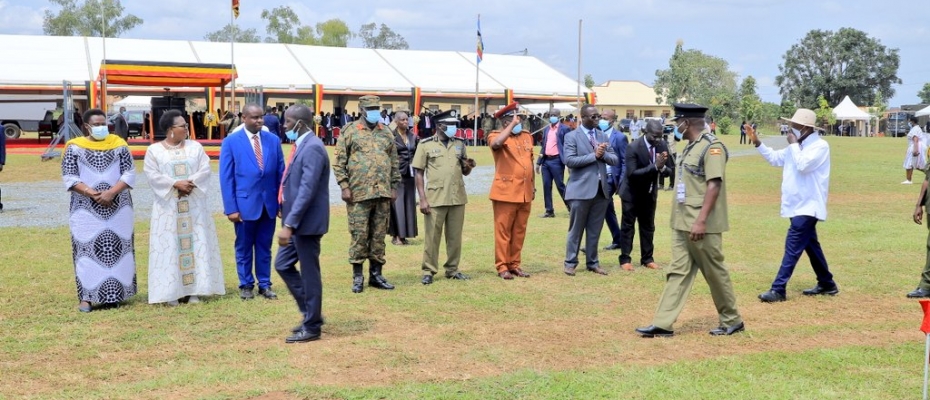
333, 95, 400, 293
412, 109, 475, 284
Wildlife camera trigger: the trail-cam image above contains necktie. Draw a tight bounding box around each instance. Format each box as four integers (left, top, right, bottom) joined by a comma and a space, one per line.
650, 146, 655, 164
252, 134, 264, 170
425, 117, 431, 129
278, 143, 298, 205
588, 130, 597, 149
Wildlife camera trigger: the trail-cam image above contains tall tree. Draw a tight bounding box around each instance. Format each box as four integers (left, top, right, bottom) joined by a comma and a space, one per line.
738, 75, 763, 123
314, 19, 353, 47
775, 27, 901, 109
779, 99, 797, 120
584, 74, 595, 89
814, 95, 836, 129
358, 22, 409, 49
918, 83, 930, 104
653, 40, 738, 108
43, 0, 142, 37
260, 6, 350, 47
204, 24, 261, 43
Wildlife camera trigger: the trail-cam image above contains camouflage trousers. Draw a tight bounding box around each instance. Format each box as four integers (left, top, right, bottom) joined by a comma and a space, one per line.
346, 198, 391, 265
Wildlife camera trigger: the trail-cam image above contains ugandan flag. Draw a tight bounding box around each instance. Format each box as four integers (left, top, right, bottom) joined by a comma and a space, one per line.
411, 87, 422, 134
313, 84, 324, 135
232, 0, 240, 19
584, 91, 597, 105
86, 80, 98, 109
476, 17, 484, 63
504, 88, 514, 105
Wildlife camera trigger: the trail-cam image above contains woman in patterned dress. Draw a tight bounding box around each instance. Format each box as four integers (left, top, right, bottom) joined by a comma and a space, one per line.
61, 109, 137, 313
143, 110, 225, 306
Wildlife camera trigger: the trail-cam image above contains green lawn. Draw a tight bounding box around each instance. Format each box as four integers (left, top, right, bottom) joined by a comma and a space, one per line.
0, 134, 927, 399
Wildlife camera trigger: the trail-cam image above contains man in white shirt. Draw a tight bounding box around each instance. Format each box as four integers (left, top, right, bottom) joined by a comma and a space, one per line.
753, 109, 838, 303
629, 116, 642, 140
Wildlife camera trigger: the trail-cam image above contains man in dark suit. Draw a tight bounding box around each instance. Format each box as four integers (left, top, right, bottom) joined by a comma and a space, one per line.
602, 109, 627, 250
111, 106, 129, 140
562, 104, 620, 276
220, 104, 286, 300
263, 107, 282, 141
275, 105, 330, 343
619, 120, 672, 271
417, 112, 434, 138
535, 108, 572, 218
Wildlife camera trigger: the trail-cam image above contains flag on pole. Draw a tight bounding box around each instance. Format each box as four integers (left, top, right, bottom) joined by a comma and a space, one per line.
232, 0, 240, 19
476, 16, 484, 63
920, 300, 930, 334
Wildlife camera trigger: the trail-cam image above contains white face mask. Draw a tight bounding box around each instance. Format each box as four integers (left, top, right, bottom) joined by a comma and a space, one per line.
791, 128, 801, 136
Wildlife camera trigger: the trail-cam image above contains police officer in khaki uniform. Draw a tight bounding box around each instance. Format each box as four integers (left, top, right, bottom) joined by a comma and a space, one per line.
333, 95, 400, 293
412, 109, 475, 284
636, 103, 744, 338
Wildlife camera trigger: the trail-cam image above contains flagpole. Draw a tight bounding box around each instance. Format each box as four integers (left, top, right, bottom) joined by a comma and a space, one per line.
924, 333, 929, 400
230, 2, 236, 116
577, 19, 582, 107
474, 14, 480, 147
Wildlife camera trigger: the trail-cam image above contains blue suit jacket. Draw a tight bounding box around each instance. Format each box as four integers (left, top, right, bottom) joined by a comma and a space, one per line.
281, 134, 330, 236
536, 123, 572, 165
607, 128, 628, 190
263, 114, 282, 135
219, 128, 285, 220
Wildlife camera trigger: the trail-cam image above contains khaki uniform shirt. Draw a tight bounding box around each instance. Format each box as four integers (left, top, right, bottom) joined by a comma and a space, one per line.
671, 134, 729, 233
333, 121, 400, 202
412, 136, 468, 207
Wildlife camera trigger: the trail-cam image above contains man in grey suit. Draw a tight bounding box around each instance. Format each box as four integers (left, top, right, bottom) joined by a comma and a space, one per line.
563, 104, 620, 276
275, 105, 330, 343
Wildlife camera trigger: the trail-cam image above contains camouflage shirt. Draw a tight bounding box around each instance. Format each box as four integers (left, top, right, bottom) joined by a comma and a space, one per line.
333, 121, 400, 202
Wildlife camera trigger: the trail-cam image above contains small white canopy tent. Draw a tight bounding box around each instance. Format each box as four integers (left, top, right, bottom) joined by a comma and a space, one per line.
521, 102, 578, 115
832, 95, 871, 136
113, 95, 153, 111
916, 104, 930, 117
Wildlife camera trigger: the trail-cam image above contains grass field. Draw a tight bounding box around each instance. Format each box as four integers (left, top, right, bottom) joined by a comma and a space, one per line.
1, 132, 928, 399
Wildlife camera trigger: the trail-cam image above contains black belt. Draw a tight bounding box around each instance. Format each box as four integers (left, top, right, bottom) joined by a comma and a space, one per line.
543, 155, 560, 159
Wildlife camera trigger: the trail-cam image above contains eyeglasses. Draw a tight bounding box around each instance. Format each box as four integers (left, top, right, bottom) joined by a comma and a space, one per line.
172, 123, 189, 130
585, 114, 601, 120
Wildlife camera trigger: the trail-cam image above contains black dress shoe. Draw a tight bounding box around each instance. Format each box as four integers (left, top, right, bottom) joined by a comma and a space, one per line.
239, 287, 254, 300
802, 285, 839, 296
635, 325, 674, 338
285, 329, 320, 343
422, 274, 434, 285
351, 275, 364, 293
447, 272, 470, 280
258, 288, 277, 300
758, 289, 786, 303
709, 321, 745, 336
908, 287, 930, 298
603, 243, 621, 250
369, 274, 395, 290
292, 325, 303, 334
540, 212, 555, 218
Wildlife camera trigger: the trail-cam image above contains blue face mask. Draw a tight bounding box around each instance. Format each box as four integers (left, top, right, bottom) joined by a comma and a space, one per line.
365, 109, 381, 124
512, 123, 523, 134
673, 125, 684, 141
549, 116, 559, 125
285, 122, 301, 141
444, 125, 458, 138
90, 125, 109, 140
598, 119, 610, 131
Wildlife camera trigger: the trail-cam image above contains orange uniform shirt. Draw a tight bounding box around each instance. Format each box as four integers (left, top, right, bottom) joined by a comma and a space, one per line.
488, 130, 535, 203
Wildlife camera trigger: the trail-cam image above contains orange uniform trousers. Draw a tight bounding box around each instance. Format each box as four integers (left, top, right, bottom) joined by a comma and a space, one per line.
492, 200, 532, 273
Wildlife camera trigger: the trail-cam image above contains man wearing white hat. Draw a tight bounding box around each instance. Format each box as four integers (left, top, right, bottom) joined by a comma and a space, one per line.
752, 109, 839, 303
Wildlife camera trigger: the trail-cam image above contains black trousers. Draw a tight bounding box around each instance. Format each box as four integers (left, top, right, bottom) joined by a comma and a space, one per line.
274, 235, 324, 333
619, 197, 657, 265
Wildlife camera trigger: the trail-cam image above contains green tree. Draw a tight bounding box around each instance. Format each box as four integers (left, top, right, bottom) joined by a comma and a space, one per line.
779, 99, 797, 120
918, 83, 930, 104
43, 0, 142, 37
653, 40, 739, 107
738, 75, 763, 123
775, 27, 901, 109
584, 74, 595, 89
358, 22, 409, 49
758, 102, 782, 126
260, 6, 351, 47
814, 94, 836, 130
314, 19, 353, 47
204, 24, 261, 43
867, 91, 887, 136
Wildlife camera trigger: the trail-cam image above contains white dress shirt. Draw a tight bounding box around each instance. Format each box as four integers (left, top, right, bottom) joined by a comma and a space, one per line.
757, 132, 830, 220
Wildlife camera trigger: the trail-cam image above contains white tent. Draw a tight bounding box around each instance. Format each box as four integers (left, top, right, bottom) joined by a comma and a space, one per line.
832, 95, 870, 120
521, 102, 578, 115
113, 95, 152, 111
916, 104, 930, 117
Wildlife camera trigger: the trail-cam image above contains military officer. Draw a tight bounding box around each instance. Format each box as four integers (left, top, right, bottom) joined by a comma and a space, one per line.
488, 103, 534, 280
635, 103, 744, 338
412, 109, 474, 284
333, 95, 400, 293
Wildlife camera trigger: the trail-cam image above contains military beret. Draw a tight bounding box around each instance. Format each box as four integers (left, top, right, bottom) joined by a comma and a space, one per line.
670, 103, 708, 120
359, 95, 381, 109
494, 102, 520, 119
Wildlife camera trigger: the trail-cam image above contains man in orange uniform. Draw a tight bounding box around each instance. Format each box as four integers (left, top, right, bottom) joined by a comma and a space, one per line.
487, 103, 535, 279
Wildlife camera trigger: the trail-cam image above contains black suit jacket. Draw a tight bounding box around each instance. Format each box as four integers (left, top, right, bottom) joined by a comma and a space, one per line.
393, 129, 417, 178
620, 137, 673, 202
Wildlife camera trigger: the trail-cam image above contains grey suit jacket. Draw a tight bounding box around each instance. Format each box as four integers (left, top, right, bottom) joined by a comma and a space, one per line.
281, 134, 330, 236
563, 127, 619, 201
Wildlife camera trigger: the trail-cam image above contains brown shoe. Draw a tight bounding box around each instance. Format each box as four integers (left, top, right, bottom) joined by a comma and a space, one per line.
498, 270, 514, 280
564, 266, 577, 276
391, 237, 403, 246
511, 268, 530, 278
620, 263, 635, 271
644, 262, 661, 270
587, 266, 609, 275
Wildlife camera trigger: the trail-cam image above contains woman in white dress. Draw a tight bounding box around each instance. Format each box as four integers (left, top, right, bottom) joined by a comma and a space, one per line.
903, 116, 927, 184
143, 110, 225, 305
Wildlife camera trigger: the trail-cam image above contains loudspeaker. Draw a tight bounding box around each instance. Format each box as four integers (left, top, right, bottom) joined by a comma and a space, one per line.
150, 96, 187, 140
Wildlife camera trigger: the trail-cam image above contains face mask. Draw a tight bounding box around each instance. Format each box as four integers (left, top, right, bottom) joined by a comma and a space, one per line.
90, 125, 109, 140
285, 122, 301, 141
549, 116, 559, 125
598, 119, 610, 131
444, 125, 457, 138
791, 128, 801, 136
121, 111, 127, 117
512, 123, 523, 134
365, 109, 380, 124
674, 124, 684, 141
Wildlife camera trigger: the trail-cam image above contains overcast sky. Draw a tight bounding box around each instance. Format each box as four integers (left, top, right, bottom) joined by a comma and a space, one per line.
1, 0, 927, 106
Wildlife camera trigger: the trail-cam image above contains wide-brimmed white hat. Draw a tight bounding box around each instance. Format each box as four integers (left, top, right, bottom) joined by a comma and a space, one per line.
780, 108, 822, 130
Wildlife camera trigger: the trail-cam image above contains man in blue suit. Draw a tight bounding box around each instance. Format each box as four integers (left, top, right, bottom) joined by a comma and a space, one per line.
562, 104, 620, 276
535, 108, 572, 218
263, 106, 282, 141
220, 103, 285, 300
601, 109, 627, 251
275, 105, 329, 343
